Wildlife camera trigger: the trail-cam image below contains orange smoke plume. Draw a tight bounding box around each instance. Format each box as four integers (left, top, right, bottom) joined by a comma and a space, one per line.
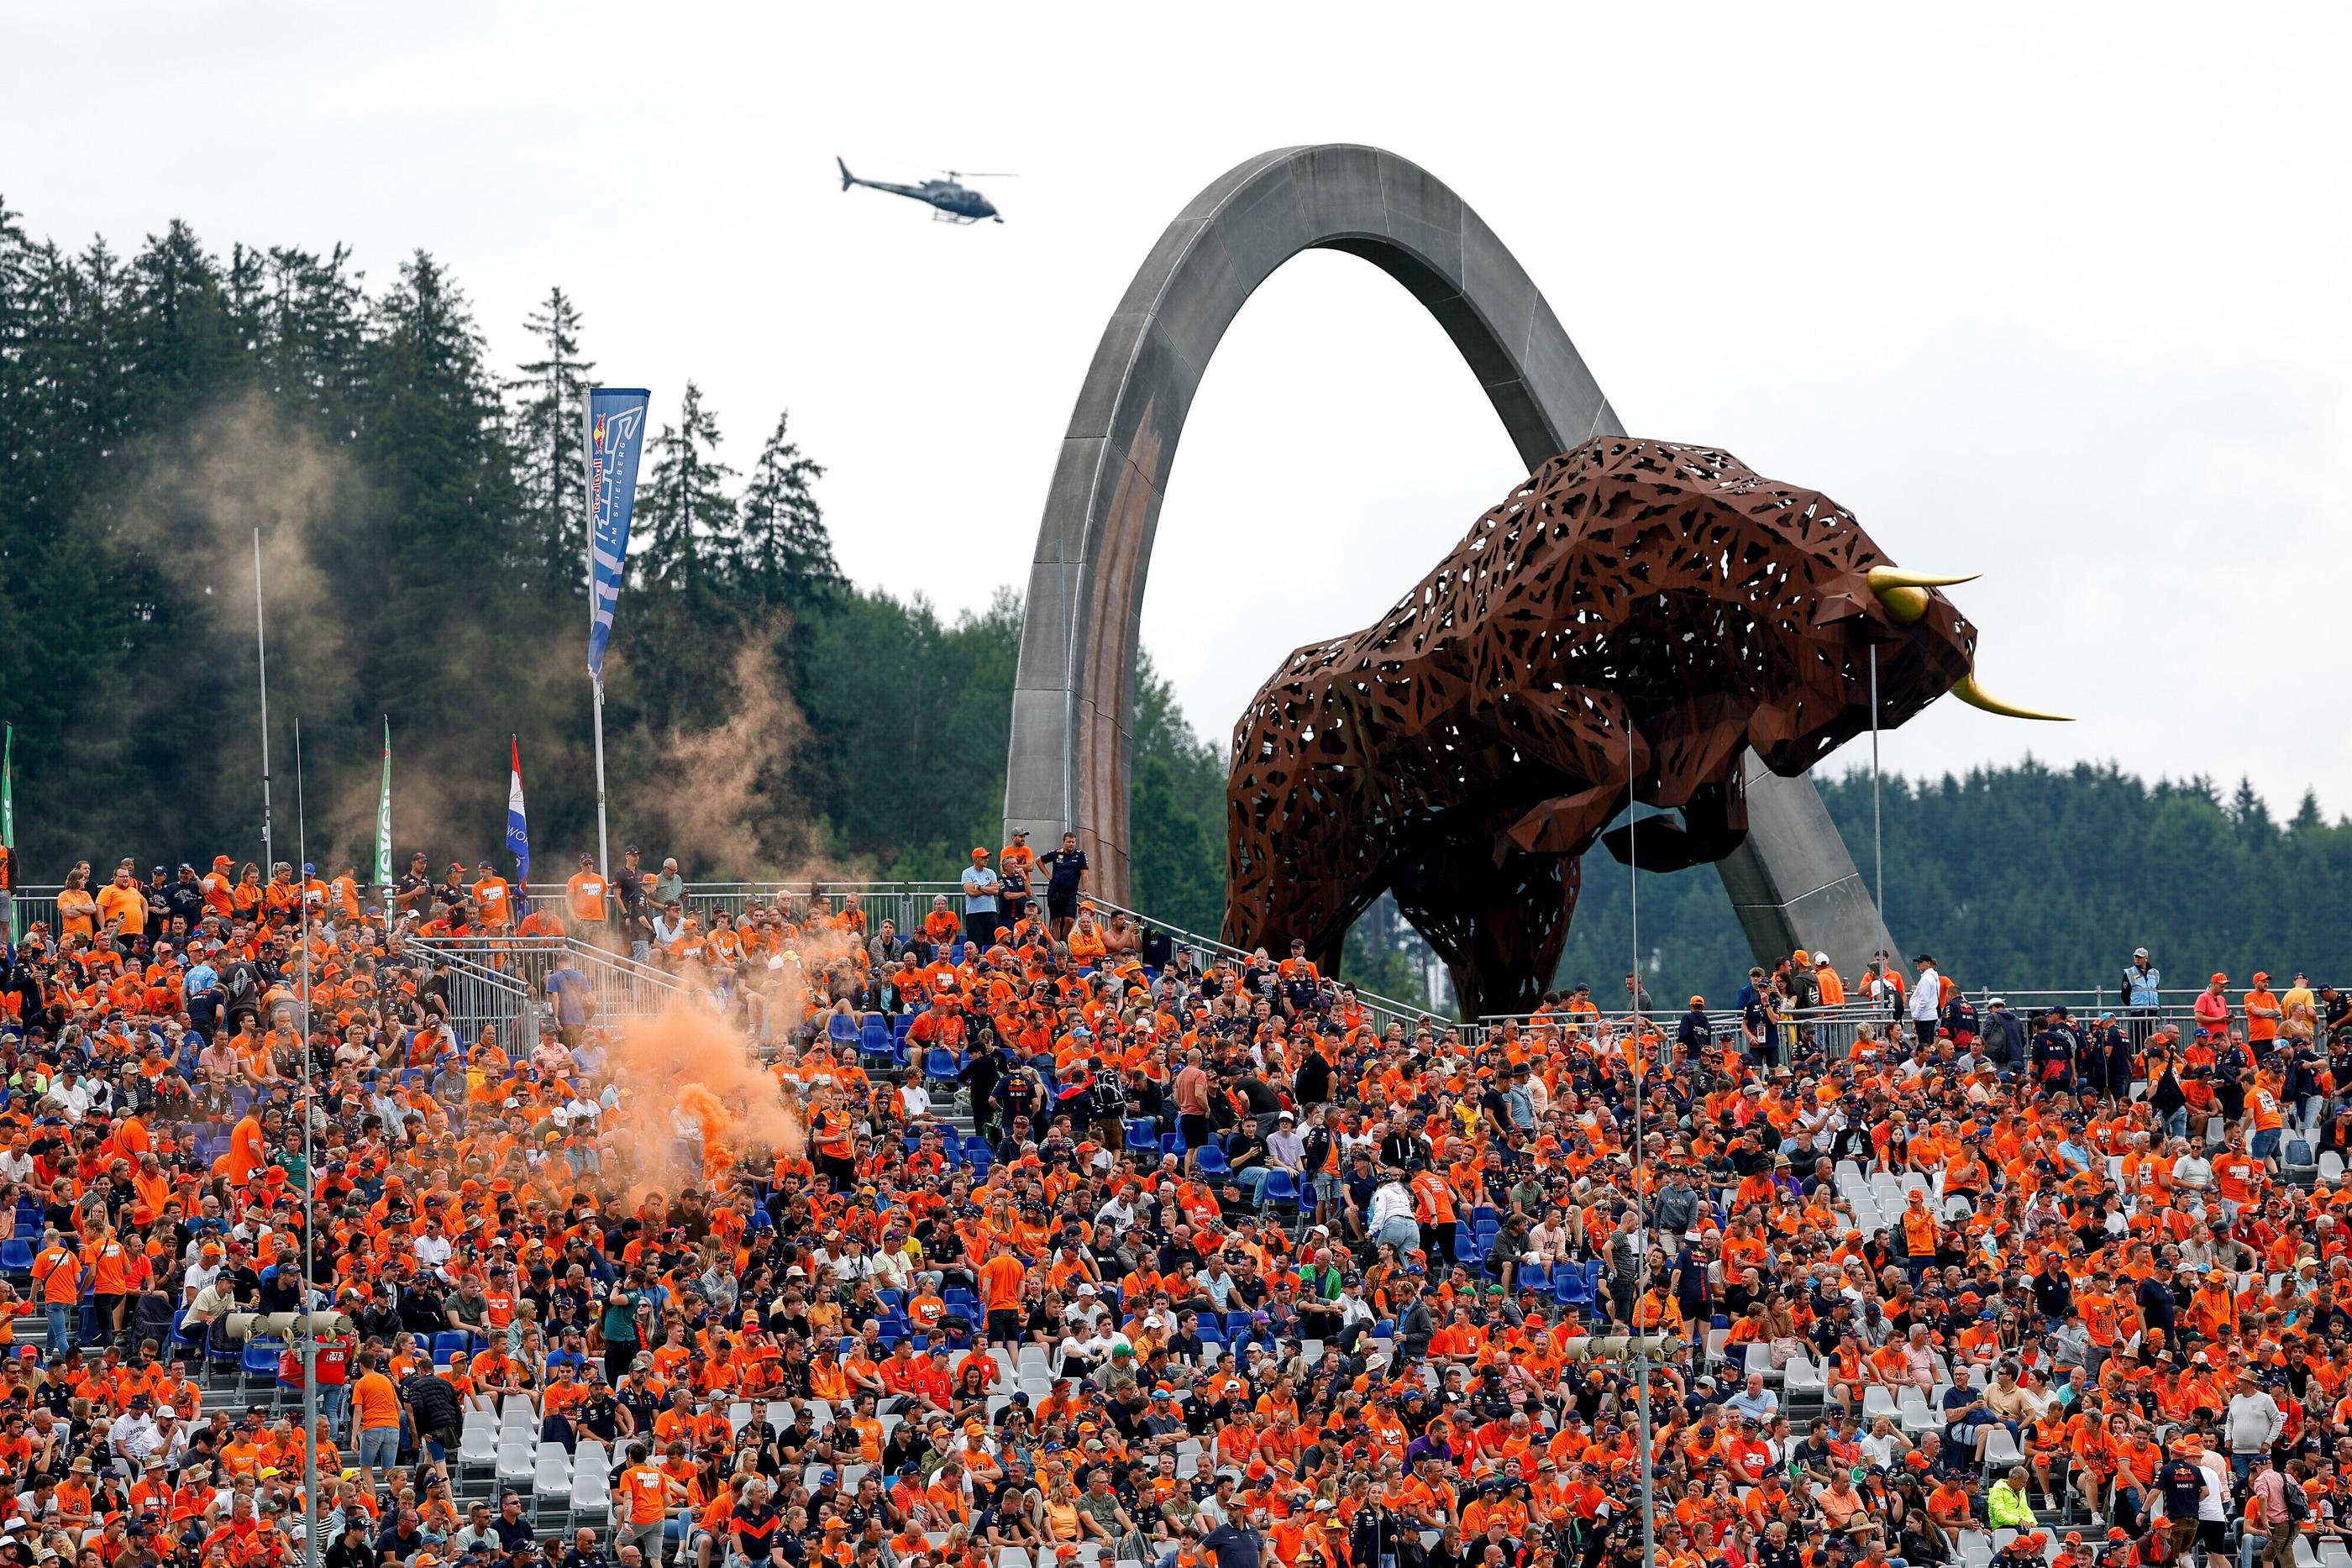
606, 1003, 806, 1188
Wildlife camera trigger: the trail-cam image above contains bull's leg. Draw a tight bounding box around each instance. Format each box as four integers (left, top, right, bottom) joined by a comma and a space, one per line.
1390, 847, 1578, 1020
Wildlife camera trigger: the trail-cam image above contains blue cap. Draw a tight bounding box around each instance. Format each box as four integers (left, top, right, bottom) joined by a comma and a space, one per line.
302, 863, 316, 876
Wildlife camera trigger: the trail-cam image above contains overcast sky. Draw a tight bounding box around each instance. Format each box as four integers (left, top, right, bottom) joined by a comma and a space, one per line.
11, 3, 2346, 816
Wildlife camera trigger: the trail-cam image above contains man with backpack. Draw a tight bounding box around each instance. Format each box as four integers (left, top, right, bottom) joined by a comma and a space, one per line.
2244, 1453, 2307, 1568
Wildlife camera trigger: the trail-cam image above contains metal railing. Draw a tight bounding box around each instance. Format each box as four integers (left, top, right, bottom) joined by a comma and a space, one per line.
415, 945, 542, 1055
1475, 990, 2258, 1060
516, 880, 966, 941
8, 879, 2295, 1053
1079, 894, 1446, 1039
409, 935, 688, 1043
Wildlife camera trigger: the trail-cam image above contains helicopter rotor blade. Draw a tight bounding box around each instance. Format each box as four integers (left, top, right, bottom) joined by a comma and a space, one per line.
940, 170, 1019, 179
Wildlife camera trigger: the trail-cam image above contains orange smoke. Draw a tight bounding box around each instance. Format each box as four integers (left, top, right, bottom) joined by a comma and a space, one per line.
757, 923, 869, 1043
606, 1003, 807, 1188
676, 1083, 739, 1179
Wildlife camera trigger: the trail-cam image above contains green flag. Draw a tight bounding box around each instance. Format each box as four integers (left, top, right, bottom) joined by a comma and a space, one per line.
373, 717, 393, 895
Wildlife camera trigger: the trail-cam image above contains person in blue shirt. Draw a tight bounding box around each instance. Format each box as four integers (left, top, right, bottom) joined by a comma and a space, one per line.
543, 962, 594, 1046
958, 849, 1000, 947
570, 1035, 609, 1080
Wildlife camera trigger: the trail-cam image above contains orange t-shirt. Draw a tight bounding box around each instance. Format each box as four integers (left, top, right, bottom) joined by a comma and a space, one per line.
351, 1370, 402, 1432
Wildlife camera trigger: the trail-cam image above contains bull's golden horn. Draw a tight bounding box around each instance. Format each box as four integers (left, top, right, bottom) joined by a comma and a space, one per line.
1866, 567, 1982, 626
1866, 567, 1982, 592
1950, 672, 2071, 722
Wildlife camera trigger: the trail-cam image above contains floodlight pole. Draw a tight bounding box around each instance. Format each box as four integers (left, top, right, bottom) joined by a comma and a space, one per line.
296, 721, 318, 1568
1870, 645, 1883, 945
1628, 722, 1652, 1568
255, 531, 274, 881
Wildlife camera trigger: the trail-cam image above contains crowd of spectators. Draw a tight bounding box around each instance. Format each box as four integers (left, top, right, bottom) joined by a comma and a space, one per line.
0, 837, 2346, 1568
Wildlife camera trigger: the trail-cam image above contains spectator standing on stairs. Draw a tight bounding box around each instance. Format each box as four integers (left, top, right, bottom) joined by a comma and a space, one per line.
958, 848, 1000, 949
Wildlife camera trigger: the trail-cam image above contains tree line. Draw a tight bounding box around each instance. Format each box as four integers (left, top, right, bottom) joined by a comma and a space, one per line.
3, 204, 2339, 1010
1551, 763, 2352, 1012
0, 202, 1222, 924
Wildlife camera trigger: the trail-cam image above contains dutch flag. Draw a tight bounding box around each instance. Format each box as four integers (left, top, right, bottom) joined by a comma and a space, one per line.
507, 736, 530, 889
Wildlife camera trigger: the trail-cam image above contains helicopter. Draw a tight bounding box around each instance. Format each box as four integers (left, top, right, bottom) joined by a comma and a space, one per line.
837, 157, 1010, 224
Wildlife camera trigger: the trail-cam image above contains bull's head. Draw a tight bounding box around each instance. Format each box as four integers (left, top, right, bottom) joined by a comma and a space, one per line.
1223, 438, 2066, 1016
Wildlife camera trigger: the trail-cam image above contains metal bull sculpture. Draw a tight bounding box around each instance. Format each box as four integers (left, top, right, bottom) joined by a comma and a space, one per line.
1224, 437, 2066, 1020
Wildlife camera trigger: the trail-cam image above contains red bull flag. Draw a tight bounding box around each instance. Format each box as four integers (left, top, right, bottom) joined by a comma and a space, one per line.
585, 387, 651, 681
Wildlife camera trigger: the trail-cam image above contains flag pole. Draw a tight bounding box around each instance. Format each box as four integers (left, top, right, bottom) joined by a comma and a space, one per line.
2, 723, 15, 942
255, 530, 274, 881
295, 720, 318, 1568
1628, 719, 1653, 1568
1871, 645, 1884, 963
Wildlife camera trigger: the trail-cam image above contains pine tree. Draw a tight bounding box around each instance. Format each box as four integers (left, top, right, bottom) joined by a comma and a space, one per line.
634, 380, 736, 596
507, 286, 594, 600
255, 244, 368, 435
357, 250, 521, 725
124, 220, 248, 422
2293, 789, 2323, 831
1127, 650, 1226, 935
733, 408, 835, 609
2232, 777, 2272, 839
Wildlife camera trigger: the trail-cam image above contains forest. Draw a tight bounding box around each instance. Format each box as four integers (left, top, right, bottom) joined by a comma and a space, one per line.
3, 204, 2345, 1013
0, 202, 1225, 924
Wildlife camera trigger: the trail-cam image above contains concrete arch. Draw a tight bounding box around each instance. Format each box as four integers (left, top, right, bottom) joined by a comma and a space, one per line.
1003, 144, 1894, 976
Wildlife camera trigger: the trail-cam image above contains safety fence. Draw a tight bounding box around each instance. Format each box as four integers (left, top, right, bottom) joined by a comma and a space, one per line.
407, 943, 543, 1055
406, 935, 688, 1048
1474, 991, 2267, 1058
519, 881, 970, 941
8, 881, 2290, 1053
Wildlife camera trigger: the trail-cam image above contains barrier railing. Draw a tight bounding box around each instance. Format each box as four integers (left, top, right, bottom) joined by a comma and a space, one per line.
516, 880, 966, 942
409, 936, 689, 1041
1078, 894, 1447, 1039
6, 879, 2296, 1053
410, 944, 541, 1055
1476, 992, 2245, 1061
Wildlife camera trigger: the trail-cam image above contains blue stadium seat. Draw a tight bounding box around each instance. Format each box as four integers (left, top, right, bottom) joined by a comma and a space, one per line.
1557, 1265, 1593, 1308
1516, 1262, 1548, 1294
1194, 1146, 1231, 1179
924, 1049, 960, 1090
0, 1239, 30, 1275
1160, 1134, 1183, 1156
242, 1340, 284, 1385
433, 1330, 472, 1364
1125, 1120, 1158, 1153
1261, 1171, 1299, 1214
827, 1014, 859, 1047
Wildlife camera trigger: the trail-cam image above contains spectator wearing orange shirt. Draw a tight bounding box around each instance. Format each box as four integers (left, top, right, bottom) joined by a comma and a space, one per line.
565, 852, 610, 937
